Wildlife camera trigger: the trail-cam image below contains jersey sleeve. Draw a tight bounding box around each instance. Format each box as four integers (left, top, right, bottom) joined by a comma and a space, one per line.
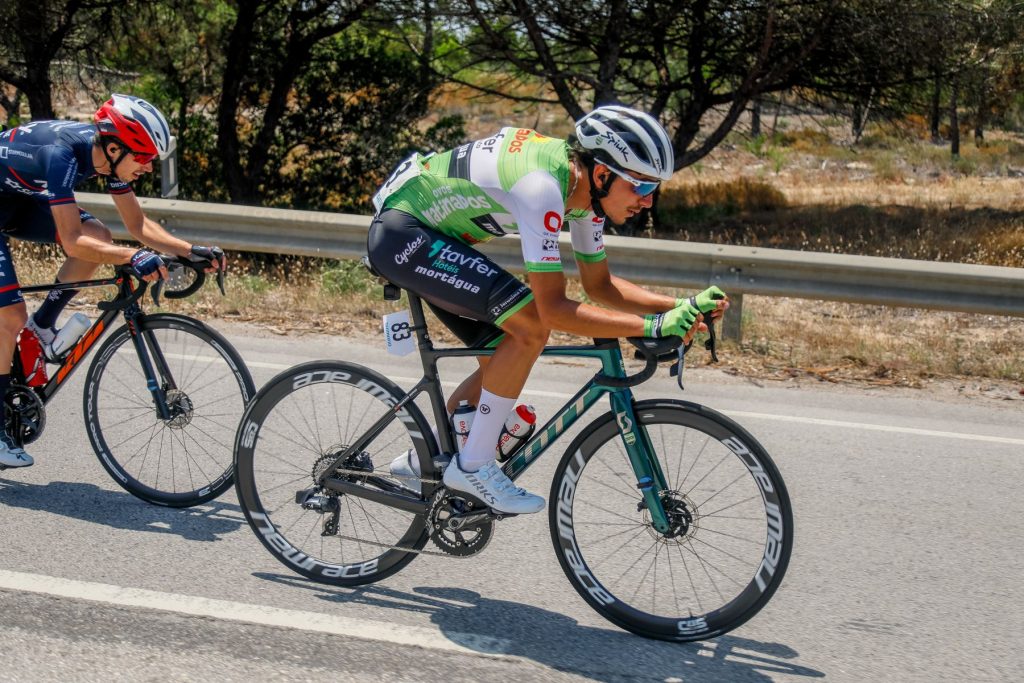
568, 211, 606, 264
507, 170, 566, 273
43, 146, 80, 207
105, 176, 133, 195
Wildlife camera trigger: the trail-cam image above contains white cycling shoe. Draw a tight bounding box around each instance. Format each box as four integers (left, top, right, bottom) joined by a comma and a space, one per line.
0, 437, 34, 468
25, 316, 58, 361
442, 456, 544, 515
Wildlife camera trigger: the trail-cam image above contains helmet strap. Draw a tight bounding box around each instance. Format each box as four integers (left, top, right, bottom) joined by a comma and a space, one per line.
96, 130, 130, 177
586, 161, 614, 220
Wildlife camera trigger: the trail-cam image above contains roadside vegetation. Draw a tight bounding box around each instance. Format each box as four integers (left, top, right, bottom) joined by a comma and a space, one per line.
15, 120, 1023, 393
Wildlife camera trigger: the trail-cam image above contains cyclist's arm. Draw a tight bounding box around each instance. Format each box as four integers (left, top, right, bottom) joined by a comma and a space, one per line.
112, 191, 193, 258
577, 257, 677, 314
52, 203, 135, 264
528, 270, 647, 337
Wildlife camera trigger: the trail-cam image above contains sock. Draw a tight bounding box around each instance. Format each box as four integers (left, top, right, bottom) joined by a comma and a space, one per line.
459, 388, 516, 471
33, 279, 79, 330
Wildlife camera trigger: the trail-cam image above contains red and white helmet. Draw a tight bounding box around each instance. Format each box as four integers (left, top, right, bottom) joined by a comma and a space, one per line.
94, 94, 172, 159
574, 105, 675, 181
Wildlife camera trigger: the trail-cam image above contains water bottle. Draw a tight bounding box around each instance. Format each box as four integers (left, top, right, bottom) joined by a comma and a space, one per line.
49, 313, 91, 359
17, 327, 47, 387
496, 404, 537, 461
450, 400, 476, 451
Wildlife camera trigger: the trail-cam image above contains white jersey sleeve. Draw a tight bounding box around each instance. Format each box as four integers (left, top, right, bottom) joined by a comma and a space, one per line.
506, 169, 569, 273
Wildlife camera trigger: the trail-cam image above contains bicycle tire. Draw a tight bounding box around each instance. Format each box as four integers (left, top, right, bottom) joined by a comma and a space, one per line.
234, 360, 436, 586
83, 313, 255, 507
549, 399, 793, 642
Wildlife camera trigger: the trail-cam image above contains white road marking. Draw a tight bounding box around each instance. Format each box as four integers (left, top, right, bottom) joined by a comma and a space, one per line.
0, 569, 512, 657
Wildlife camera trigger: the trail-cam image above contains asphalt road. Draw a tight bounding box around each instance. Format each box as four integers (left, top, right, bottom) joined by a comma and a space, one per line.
0, 321, 1021, 682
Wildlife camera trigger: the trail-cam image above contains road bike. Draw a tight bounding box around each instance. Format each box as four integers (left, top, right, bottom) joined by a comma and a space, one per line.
2, 257, 255, 508
233, 281, 792, 642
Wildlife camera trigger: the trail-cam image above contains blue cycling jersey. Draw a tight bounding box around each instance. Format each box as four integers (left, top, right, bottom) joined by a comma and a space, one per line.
0, 120, 131, 205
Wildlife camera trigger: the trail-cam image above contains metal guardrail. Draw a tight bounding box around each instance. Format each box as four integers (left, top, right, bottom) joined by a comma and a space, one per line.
77, 193, 1024, 327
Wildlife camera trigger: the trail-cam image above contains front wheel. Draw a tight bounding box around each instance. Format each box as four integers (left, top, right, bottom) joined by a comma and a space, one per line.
549, 399, 793, 642
83, 314, 255, 507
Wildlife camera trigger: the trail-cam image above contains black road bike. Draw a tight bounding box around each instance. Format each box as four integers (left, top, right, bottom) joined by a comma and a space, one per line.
233, 282, 793, 642
2, 257, 255, 507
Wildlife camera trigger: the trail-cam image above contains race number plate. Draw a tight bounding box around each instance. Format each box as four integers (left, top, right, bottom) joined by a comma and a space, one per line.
383, 310, 415, 356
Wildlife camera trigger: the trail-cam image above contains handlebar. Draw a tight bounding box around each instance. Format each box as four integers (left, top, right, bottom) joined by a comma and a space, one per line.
97, 254, 226, 312
595, 315, 722, 390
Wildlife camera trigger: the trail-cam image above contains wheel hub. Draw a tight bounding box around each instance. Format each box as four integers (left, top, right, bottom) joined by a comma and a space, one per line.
642, 490, 697, 542
164, 389, 194, 428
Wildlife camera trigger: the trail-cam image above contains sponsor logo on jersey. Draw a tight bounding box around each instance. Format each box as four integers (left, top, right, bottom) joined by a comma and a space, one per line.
447, 143, 473, 180
421, 194, 492, 224
476, 131, 506, 154
542, 238, 558, 251
506, 128, 533, 154
543, 211, 563, 233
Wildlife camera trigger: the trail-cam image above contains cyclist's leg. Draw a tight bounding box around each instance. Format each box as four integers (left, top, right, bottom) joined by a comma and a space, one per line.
368, 210, 545, 512
23, 210, 105, 330
0, 199, 32, 465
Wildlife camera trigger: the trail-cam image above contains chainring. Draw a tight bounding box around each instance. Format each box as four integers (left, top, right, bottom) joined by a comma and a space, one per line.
3, 385, 46, 446
428, 489, 495, 557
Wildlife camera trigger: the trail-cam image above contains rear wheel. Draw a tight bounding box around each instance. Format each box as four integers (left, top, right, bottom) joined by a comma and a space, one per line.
234, 361, 436, 586
549, 399, 792, 642
84, 314, 254, 507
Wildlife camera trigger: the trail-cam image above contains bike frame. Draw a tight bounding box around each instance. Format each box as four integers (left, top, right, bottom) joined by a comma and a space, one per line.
331, 291, 675, 533
15, 274, 177, 420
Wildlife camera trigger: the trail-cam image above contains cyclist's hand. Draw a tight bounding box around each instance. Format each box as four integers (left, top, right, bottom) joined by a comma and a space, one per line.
130, 249, 167, 282
644, 302, 700, 338
677, 286, 729, 321
189, 245, 226, 273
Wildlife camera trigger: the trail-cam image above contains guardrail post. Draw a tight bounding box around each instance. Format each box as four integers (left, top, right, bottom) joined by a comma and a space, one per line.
722, 293, 743, 342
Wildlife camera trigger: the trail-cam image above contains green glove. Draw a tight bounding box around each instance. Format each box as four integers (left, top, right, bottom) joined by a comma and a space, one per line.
644, 301, 699, 338
676, 285, 727, 314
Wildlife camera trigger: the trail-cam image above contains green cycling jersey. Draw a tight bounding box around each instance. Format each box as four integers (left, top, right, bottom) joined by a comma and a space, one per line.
374, 127, 606, 273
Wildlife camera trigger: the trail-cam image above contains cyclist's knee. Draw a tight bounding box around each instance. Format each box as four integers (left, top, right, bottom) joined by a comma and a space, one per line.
0, 303, 27, 338
500, 307, 549, 351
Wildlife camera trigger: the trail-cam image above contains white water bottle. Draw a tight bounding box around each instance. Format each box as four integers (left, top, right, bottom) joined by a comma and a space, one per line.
496, 404, 537, 461
49, 313, 91, 358
450, 400, 476, 451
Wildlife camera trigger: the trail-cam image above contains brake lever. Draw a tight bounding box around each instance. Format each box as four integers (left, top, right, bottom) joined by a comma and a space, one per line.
151, 279, 165, 307
705, 314, 720, 363
216, 268, 226, 296
669, 339, 692, 391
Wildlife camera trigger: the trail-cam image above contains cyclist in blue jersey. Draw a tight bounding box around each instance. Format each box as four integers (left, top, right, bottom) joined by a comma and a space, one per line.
0, 94, 226, 468
368, 105, 729, 514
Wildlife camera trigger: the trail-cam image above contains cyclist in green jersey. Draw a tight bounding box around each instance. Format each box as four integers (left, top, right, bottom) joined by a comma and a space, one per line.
367, 105, 728, 514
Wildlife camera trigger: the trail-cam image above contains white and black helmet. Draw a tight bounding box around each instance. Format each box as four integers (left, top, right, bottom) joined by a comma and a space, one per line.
574, 105, 674, 181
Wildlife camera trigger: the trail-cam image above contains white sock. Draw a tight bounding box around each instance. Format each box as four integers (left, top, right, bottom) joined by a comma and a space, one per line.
459, 388, 516, 471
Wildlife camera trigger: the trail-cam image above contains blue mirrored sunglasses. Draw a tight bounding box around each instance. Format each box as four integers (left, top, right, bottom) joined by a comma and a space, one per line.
606, 165, 660, 197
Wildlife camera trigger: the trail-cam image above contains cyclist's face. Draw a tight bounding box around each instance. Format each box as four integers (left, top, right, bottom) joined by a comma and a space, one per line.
105, 143, 155, 182
598, 165, 657, 224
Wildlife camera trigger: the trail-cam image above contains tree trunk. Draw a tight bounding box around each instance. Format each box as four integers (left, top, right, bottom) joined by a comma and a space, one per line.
217, 1, 260, 204
949, 81, 960, 158
930, 72, 942, 143
750, 99, 761, 138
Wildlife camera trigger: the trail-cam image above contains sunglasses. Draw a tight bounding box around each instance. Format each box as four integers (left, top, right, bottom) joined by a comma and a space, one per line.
131, 151, 157, 165
605, 165, 660, 197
